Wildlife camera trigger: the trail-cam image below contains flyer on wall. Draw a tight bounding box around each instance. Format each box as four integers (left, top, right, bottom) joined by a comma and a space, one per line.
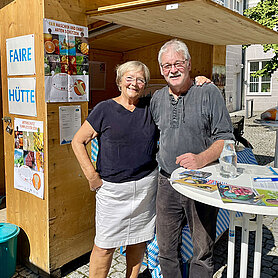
43, 18, 89, 102
14, 118, 44, 199
59, 105, 81, 145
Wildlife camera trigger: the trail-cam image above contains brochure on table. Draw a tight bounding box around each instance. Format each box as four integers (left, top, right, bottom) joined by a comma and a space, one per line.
217, 184, 278, 207
172, 169, 218, 192
172, 165, 278, 206
172, 177, 219, 192
14, 118, 44, 199
43, 18, 89, 102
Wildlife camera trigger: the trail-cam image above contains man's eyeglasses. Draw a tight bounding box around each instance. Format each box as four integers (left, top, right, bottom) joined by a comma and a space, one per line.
125, 76, 146, 85
161, 60, 187, 72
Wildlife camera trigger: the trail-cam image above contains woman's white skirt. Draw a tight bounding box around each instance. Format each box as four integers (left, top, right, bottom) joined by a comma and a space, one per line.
95, 168, 158, 249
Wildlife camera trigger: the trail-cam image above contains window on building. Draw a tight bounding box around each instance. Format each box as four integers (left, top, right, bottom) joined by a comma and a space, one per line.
248, 61, 271, 95
213, 0, 225, 6
231, 0, 242, 13
233, 0, 239, 11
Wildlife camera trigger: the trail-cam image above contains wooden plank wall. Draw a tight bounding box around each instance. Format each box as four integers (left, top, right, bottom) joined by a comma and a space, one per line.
0, 81, 5, 196
47, 103, 94, 271
213, 45, 226, 66
44, 0, 95, 271
0, 67, 4, 196
0, 0, 49, 272
44, 0, 88, 26
89, 48, 123, 108
123, 39, 213, 80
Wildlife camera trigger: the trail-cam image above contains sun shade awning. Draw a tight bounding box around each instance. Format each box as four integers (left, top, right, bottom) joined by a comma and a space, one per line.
87, 0, 278, 45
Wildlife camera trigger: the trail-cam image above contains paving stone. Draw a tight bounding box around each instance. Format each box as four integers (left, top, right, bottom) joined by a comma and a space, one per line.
27, 274, 40, 278
273, 264, 278, 271
19, 268, 33, 277
261, 259, 273, 268
109, 272, 125, 278
264, 255, 274, 262
67, 271, 86, 278
76, 265, 89, 276
16, 265, 25, 272
114, 262, 126, 272
261, 267, 277, 276
115, 254, 126, 265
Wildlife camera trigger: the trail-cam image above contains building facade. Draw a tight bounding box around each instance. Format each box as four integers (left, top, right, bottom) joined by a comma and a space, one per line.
243, 0, 278, 112
213, 0, 244, 112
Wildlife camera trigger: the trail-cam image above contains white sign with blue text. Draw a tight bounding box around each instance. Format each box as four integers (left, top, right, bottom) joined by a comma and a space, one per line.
8, 78, 37, 116
6, 34, 35, 76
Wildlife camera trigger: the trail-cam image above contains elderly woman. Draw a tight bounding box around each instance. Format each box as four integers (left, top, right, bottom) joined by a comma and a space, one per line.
72, 61, 158, 278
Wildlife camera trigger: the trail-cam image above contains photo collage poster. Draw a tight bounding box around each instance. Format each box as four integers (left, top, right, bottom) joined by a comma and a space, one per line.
212, 65, 226, 101
14, 118, 44, 199
43, 18, 89, 102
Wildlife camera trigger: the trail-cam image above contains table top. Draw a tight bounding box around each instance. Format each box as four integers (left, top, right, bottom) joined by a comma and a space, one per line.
171, 163, 278, 216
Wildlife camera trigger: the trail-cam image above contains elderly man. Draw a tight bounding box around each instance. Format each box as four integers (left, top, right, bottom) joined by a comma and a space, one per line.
150, 39, 234, 278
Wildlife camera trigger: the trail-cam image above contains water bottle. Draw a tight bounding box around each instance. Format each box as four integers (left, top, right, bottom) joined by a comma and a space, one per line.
219, 140, 237, 178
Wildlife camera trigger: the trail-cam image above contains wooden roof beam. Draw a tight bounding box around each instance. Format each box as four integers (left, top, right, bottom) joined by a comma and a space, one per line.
89, 25, 129, 40
88, 20, 112, 31
86, 0, 188, 16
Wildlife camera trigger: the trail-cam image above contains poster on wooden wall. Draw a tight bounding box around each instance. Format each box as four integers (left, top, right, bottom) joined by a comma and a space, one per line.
43, 18, 89, 102
212, 65, 226, 101
14, 118, 44, 199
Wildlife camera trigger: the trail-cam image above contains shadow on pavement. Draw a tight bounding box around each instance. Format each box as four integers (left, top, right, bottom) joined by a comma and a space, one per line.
213, 224, 276, 278
138, 268, 152, 278
255, 155, 274, 166
60, 252, 90, 277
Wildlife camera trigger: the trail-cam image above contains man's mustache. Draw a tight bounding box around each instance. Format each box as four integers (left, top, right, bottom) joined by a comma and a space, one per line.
169, 73, 181, 78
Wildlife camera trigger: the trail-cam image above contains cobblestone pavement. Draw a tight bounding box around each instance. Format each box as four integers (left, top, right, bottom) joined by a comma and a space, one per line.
13, 248, 149, 278
10, 111, 278, 277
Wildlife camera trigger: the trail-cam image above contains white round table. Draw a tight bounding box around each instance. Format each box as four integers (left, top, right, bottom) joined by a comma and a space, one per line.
171, 163, 278, 278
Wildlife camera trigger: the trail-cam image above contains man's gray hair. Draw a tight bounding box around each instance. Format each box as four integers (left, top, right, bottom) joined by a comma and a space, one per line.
158, 39, 191, 64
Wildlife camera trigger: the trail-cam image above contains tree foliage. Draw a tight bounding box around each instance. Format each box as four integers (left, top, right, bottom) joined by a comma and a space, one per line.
244, 0, 278, 77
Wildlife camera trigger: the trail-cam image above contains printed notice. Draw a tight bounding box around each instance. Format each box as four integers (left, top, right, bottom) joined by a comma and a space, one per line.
59, 105, 81, 145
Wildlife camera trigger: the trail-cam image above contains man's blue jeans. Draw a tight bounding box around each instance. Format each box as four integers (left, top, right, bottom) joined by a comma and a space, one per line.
156, 172, 219, 278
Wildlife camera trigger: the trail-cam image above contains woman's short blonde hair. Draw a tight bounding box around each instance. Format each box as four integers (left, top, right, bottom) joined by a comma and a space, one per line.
116, 61, 150, 87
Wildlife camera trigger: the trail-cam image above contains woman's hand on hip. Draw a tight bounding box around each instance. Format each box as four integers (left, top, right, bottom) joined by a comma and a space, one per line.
88, 173, 103, 191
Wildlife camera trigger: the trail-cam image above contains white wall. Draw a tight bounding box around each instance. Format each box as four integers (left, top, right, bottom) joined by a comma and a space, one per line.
225, 45, 243, 112
212, 0, 244, 112
244, 44, 278, 112
246, 0, 259, 8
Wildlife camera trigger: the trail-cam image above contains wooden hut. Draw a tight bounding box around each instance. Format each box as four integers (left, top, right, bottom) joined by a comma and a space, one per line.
0, 0, 278, 275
